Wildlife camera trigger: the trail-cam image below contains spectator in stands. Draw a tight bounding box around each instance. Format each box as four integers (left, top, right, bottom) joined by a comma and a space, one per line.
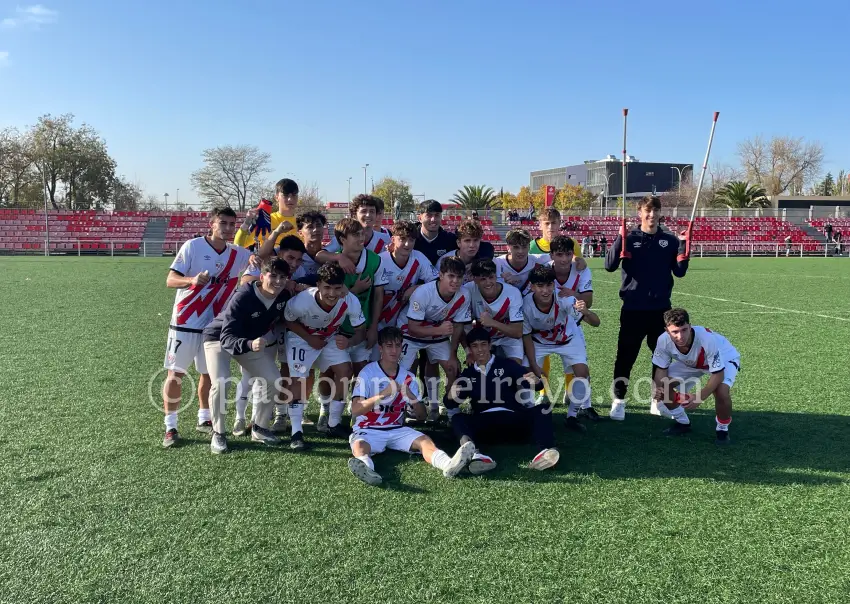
582, 235, 591, 257
784, 235, 793, 257
600, 235, 608, 256
834, 231, 843, 256
825, 221, 833, 242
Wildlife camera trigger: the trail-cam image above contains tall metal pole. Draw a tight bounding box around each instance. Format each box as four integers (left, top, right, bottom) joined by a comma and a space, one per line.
164, 193, 169, 211
362, 164, 369, 194
347, 177, 352, 200
176, 188, 179, 206
42, 161, 50, 257
619, 108, 630, 258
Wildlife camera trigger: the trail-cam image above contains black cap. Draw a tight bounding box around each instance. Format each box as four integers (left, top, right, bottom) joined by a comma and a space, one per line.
419, 199, 443, 213
466, 326, 491, 345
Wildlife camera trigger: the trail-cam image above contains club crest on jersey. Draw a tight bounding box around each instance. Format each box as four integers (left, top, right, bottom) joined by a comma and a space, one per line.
437, 249, 446, 256
276, 302, 285, 310
495, 368, 504, 377
412, 301, 421, 312
659, 240, 668, 248
294, 363, 306, 373
215, 261, 224, 270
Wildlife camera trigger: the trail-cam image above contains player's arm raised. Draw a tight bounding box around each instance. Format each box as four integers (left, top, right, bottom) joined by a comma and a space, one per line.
166, 269, 209, 289
350, 382, 399, 417
478, 310, 523, 339
573, 299, 600, 327
316, 249, 357, 274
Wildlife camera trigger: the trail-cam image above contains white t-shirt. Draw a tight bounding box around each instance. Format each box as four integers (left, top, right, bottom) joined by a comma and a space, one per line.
324, 228, 391, 255
169, 237, 253, 331
463, 282, 524, 342
351, 361, 421, 430
652, 326, 739, 372
398, 280, 472, 341
522, 294, 582, 346
494, 254, 544, 295
375, 250, 438, 329
283, 288, 365, 340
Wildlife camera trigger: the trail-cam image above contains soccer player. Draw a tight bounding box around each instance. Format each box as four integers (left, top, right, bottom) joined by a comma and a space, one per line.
549, 236, 593, 307
397, 256, 471, 419
494, 228, 543, 295
464, 259, 524, 363
203, 258, 292, 453
372, 197, 393, 239
317, 195, 391, 270
162, 207, 254, 448
529, 207, 583, 263
283, 263, 366, 442
235, 178, 300, 248
446, 327, 559, 473
522, 265, 600, 432
651, 308, 740, 444
347, 327, 476, 486
295, 211, 327, 278
247, 234, 306, 285
414, 200, 494, 265
374, 220, 438, 339
436, 220, 484, 283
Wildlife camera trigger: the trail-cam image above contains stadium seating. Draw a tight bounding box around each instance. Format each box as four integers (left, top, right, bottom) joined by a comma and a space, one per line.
0, 209, 148, 253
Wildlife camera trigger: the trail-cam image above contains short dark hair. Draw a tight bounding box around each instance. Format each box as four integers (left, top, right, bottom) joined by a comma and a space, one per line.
391, 220, 417, 239
637, 195, 662, 210
378, 326, 404, 346
466, 326, 491, 345
334, 217, 363, 244
663, 308, 690, 327
550, 235, 575, 254
529, 264, 555, 285
261, 257, 291, 277
420, 200, 442, 214
440, 256, 466, 277
505, 229, 532, 247
296, 211, 326, 229
350, 194, 382, 216
278, 235, 306, 254
455, 220, 483, 240
275, 178, 299, 196
470, 258, 497, 278
210, 207, 238, 220
538, 207, 561, 222
317, 263, 345, 285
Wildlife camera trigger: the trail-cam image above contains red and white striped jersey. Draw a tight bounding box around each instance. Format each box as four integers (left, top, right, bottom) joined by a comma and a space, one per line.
652, 326, 738, 372
463, 281, 524, 342
323, 228, 391, 255
494, 254, 545, 295
351, 361, 421, 430
283, 288, 365, 340
169, 237, 253, 332
552, 263, 593, 295
398, 280, 472, 340
375, 250, 438, 329
522, 294, 582, 346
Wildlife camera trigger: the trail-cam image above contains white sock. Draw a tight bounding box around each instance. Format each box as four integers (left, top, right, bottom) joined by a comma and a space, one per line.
329, 400, 345, 427
289, 402, 303, 434
235, 397, 248, 421
670, 405, 690, 425
716, 417, 731, 431
274, 403, 287, 418
568, 378, 589, 417
613, 398, 625, 407
446, 407, 460, 419
318, 397, 331, 417
236, 372, 251, 400
164, 412, 178, 431
356, 455, 374, 471
430, 449, 451, 471
198, 408, 211, 423
426, 378, 439, 410
651, 399, 674, 419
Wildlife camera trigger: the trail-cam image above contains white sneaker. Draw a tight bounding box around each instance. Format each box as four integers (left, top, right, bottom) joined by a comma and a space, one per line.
348, 458, 382, 486
468, 452, 497, 475
609, 400, 626, 421
530, 448, 560, 471
443, 441, 475, 478
650, 400, 673, 419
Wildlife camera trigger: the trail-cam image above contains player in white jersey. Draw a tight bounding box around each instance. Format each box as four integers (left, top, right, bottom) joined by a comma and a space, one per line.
346, 327, 475, 486
435, 219, 485, 284
651, 308, 741, 444
464, 259, 524, 362
316, 195, 391, 265
549, 235, 593, 307
283, 263, 366, 440
522, 265, 601, 432
494, 228, 544, 295
162, 207, 254, 448
397, 256, 471, 418
373, 220, 438, 356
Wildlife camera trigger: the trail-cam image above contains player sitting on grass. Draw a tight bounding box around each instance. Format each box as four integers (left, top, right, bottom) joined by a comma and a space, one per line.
347, 327, 475, 486
494, 228, 542, 294
651, 308, 741, 445
446, 327, 558, 473
283, 263, 366, 444
162, 206, 255, 448
464, 258, 524, 363
202, 257, 292, 453
522, 265, 600, 433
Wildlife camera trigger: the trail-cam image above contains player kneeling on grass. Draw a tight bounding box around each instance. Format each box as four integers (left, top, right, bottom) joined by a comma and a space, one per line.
203, 258, 293, 453
347, 327, 475, 486
446, 327, 558, 473
522, 265, 600, 433
651, 308, 740, 445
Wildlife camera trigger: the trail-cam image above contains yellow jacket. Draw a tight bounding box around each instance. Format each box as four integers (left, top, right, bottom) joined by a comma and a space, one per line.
234, 211, 297, 248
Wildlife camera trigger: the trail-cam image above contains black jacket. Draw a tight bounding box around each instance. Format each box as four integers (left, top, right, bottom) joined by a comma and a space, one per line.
605, 228, 689, 311
414, 226, 495, 266
449, 356, 542, 413
203, 283, 291, 355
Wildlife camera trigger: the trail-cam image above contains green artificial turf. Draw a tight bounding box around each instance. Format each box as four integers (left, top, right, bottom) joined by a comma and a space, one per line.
1, 256, 849, 603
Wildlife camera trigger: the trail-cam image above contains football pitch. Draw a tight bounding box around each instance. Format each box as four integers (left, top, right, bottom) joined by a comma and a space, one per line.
1, 256, 849, 604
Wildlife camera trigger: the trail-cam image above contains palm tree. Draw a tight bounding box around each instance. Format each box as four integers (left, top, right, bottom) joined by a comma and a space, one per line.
712, 181, 770, 208
450, 185, 499, 210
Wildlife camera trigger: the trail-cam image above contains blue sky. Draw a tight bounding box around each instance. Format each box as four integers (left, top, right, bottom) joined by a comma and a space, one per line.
2, 0, 849, 206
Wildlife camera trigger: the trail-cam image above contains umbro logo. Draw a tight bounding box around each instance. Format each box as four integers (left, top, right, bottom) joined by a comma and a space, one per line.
311, 314, 320, 320
251, 312, 261, 318
633, 242, 642, 248
204, 255, 211, 260
437, 249, 446, 256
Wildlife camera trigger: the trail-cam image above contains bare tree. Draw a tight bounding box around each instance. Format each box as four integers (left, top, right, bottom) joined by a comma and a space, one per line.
190, 145, 272, 211
296, 181, 324, 212
0, 127, 37, 206
737, 135, 824, 196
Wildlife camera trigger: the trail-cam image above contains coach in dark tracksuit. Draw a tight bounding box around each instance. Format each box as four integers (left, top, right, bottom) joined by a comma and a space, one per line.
605, 195, 689, 421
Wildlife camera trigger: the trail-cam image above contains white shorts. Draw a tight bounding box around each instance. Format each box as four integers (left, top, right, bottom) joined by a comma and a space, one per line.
347, 340, 374, 364
399, 338, 452, 369
164, 328, 208, 374
523, 331, 587, 371
667, 358, 740, 392
349, 426, 424, 454
492, 338, 523, 361
283, 332, 352, 378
